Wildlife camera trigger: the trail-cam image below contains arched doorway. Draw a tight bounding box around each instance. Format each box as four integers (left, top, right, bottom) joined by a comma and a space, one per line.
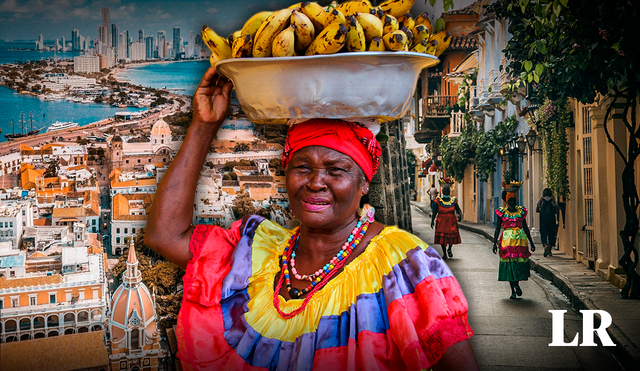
91, 309, 102, 322
47, 315, 59, 328
33, 316, 45, 329
77, 311, 89, 322
20, 333, 31, 341
64, 328, 75, 335
48, 330, 59, 337
64, 313, 75, 325
91, 324, 103, 331
4, 319, 17, 333
78, 327, 89, 333
5, 335, 17, 342
115, 247, 122, 255
34, 332, 45, 339
19, 318, 31, 331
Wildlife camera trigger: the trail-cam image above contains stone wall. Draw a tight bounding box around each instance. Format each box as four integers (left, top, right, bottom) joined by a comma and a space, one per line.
364, 120, 413, 233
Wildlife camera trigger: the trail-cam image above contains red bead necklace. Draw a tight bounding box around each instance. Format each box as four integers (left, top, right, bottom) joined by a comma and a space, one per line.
273, 205, 375, 319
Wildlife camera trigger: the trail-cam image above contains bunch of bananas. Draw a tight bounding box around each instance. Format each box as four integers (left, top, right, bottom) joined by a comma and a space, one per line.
202, 0, 453, 64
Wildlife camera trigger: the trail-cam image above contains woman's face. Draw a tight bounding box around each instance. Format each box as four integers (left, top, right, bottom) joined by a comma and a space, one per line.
507, 196, 517, 208
286, 146, 367, 231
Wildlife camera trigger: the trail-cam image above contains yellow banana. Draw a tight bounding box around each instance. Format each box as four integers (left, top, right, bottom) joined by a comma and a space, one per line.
232, 34, 253, 58
300, 2, 327, 33
425, 39, 438, 55
209, 53, 219, 66
346, 15, 366, 52
379, 0, 415, 18
432, 31, 452, 56
415, 12, 433, 35
382, 29, 407, 51
382, 14, 399, 35
401, 26, 413, 47
227, 30, 242, 46
272, 25, 296, 57
202, 25, 232, 60
397, 13, 414, 30
325, 8, 347, 26
240, 11, 273, 37
411, 24, 429, 46
410, 38, 427, 53
291, 9, 315, 53
252, 8, 293, 58
288, 2, 302, 9
354, 12, 382, 42
336, 1, 372, 17
368, 36, 385, 51
305, 23, 348, 55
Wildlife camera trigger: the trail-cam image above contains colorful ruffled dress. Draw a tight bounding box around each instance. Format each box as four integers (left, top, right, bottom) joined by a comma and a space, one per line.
177, 215, 474, 371
495, 206, 531, 281
433, 196, 461, 246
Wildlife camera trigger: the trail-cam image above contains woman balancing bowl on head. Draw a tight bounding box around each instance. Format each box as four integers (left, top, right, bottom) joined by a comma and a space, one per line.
145, 66, 480, 370
492, 181, 537, 299
430, 178, 462, 259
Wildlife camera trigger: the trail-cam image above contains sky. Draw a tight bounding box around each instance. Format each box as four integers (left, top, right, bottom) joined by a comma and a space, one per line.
0, 0, 463, 43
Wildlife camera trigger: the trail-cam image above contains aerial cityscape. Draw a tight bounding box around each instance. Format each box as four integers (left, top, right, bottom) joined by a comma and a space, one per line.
0, 0, 638, 370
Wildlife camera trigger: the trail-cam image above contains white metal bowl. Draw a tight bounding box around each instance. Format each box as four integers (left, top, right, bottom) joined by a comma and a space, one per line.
216, 51, 439, 124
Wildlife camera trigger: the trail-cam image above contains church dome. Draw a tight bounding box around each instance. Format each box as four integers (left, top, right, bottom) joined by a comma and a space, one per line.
109, 246, 157, 345
151, 118, 171, 138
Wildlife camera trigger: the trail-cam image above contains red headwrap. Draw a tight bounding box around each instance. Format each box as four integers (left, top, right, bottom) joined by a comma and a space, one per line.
282, 119, 381, 181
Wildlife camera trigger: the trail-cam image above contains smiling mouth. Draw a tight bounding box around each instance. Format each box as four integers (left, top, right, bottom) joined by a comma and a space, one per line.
303, 200, 330, 206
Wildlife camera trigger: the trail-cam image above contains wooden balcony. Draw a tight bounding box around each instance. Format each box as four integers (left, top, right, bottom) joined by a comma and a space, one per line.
424, 95, 458, 116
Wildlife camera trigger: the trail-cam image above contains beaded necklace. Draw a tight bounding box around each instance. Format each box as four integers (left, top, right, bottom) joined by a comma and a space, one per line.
273, 204, 375, 319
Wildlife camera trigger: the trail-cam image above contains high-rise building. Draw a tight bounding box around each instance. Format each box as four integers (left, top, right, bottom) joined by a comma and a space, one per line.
138, 29, 144, 43
72, 29, 80, 51
101, 7, 110, 46
118, 32, 127, 62
125, 30, 130, 59
172, 27, 181, 59
157, 31, 166, 59
145, 36, 154, 60
111, 24, 119, 52
36, 34, 44, 51
130, 41, 145, 61
55, 38, 61, 51
61, 36, 66, 52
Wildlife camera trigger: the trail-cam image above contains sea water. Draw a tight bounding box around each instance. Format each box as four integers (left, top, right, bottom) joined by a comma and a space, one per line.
116, 60, 210, 96
0, 86, 142, 142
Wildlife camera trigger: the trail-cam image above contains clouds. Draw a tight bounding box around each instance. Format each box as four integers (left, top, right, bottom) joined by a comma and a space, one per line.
0, 0, 297, 40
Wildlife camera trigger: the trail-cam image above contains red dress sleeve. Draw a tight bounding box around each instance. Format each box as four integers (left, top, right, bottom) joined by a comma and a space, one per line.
182, 219, 245, 307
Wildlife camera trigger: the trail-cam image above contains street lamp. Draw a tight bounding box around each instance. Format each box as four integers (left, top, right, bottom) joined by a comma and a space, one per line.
516, 135, 527, 154
525, 128, 542, 153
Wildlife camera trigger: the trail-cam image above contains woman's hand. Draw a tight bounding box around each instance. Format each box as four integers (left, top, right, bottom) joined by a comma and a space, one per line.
492, 243, 498, 254
431, 221, 435, 229
530, 244, 536, 252
192, 66, 233, 127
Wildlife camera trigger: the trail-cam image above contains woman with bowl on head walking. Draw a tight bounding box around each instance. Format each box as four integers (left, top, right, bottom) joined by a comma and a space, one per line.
430, 178, 462, 259
493, 182, 537, 299
145, 66, 480, 371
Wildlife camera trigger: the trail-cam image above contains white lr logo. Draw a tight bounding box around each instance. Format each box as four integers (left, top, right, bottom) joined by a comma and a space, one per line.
549, 310, 616, 346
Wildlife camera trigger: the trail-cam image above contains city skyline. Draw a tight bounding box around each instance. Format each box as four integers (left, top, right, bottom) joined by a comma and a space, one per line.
0, 0, 297, 42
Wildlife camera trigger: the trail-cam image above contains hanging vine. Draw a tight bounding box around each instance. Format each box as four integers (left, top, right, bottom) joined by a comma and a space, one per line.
533, 99, 571, 199
437, 115, 519, 183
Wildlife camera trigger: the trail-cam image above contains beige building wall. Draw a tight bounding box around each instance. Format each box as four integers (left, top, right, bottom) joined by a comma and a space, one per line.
557, 98, 640, 289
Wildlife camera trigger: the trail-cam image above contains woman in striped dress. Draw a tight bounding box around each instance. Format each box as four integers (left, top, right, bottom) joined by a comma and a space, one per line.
492, 186, 537, 299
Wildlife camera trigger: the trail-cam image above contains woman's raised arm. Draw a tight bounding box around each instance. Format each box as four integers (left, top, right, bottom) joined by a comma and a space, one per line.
145, 66, 233, 268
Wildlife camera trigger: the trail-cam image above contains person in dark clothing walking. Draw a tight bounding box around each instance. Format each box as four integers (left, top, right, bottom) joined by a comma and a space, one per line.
536, 188, 559, 257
